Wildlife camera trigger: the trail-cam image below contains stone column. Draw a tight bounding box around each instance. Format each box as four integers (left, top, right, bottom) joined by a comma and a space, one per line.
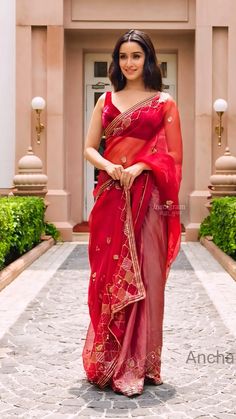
45, 25, 73, 240
16, 0, 72, 240
185, 23, 212, 240
185, 0, 236, 240
227, 24, 236, 156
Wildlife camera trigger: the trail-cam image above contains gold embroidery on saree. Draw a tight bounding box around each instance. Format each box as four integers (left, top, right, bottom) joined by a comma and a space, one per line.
95, 179, 114, 200
105, 93, 160, 138
109, 189, 146, 314
134, 173, 150, 226
111, 345, 162, 395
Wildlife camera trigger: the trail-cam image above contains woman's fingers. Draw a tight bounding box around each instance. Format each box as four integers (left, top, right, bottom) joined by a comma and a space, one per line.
112, 165, 123, 180
120, 171, 132, 188
120, 164, 144, 188
105, 163, 143, 186
115, 166, 123, 179
104, 163, 123, 180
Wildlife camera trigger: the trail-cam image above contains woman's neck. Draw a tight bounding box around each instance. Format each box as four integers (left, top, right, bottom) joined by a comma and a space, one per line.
124, 79, 147, 92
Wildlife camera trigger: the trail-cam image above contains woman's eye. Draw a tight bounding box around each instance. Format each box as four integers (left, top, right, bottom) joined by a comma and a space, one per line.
119, 54, 141, 60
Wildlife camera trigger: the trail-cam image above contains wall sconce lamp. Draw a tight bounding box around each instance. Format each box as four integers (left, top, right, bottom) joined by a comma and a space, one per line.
31, 96, 46, 145
213, 98, 228, 146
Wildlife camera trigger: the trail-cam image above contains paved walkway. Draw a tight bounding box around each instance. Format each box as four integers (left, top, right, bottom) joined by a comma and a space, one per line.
0, 241, 236, 419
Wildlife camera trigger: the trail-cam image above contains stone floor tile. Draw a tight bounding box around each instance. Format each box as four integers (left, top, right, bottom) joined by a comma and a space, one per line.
0, 243, 235, 419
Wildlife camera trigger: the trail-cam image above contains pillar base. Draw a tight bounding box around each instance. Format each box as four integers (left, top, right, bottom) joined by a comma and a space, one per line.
185, 190, 211, 242
52, 221, 74, 241
13, 188, 48, 198
185, 222, 201, 241
0, 188, 14, 197
45, 189, 74, 241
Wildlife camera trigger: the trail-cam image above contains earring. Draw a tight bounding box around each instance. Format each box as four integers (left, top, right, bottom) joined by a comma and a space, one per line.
121, 73, 124, 81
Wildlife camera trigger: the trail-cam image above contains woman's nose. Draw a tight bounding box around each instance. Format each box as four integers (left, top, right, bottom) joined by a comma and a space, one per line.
126, 57, 133, 66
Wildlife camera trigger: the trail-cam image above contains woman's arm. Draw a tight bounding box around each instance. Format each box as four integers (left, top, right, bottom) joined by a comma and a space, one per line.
84, 94, 123, 180
84, 93, 109, 169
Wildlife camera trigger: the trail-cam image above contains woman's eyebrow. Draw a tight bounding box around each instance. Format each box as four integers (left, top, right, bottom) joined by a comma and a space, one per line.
119, 51, 143, 54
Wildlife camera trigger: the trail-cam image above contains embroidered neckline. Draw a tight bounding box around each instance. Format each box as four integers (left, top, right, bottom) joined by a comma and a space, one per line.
110, 91, 161, 116
105, 91, 170, 138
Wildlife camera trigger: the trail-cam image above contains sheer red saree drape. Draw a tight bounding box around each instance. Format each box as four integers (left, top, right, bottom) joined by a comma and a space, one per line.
82, 92, 183, 395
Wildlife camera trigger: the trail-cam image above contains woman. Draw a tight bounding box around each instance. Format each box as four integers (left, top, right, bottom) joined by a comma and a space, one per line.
82, 29, 183, 396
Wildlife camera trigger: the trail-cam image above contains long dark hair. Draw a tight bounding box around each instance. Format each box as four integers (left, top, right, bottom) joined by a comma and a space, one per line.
108, 29, 163, 92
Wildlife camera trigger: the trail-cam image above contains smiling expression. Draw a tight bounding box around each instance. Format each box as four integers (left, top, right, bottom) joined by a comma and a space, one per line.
119, 41, 145, 82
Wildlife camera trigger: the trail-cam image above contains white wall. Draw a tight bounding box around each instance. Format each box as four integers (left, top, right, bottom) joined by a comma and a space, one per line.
0, 0, 15, 188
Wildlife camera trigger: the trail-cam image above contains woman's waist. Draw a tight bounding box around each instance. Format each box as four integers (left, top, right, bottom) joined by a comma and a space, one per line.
104, 136, 146, 168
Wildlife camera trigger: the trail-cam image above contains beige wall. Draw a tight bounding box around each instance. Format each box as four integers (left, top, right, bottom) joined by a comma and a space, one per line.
185, 0, 236, 240
14, 0, 236, 240
70, 0, 189, 23
65, 0, 196, 30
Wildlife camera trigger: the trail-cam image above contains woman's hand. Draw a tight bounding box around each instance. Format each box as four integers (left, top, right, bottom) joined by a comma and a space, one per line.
120, 162, 149, 189
104, 163, 123, 180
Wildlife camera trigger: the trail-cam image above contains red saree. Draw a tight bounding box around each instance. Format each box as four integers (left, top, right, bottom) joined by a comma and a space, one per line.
82, 91, 183, 396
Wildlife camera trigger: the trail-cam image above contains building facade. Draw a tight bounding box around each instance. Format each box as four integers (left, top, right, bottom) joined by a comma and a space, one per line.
1, 0, 236, 240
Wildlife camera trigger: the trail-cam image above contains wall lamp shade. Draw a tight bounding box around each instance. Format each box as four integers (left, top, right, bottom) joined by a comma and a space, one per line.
31, 96, 46, 111
31, 97, 46, 144
213, 98, 228, 113
213, 98, 228, 147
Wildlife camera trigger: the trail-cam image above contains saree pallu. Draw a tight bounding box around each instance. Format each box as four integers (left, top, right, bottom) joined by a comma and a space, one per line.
82, 91, 183, 396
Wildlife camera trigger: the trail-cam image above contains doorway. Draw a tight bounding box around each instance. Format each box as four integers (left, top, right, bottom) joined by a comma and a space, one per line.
84, 52, 177, 220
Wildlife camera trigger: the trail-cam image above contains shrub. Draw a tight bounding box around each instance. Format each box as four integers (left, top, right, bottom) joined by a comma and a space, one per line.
43, 221, 61, 241
0, 196, 46, 270
199, 197, 236, 260
199, 214, 212, 238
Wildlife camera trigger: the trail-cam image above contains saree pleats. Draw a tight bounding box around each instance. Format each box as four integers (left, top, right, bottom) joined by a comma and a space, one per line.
111, 187, 167, 395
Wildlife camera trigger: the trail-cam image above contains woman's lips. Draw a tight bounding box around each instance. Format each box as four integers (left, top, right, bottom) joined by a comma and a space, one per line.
124, 69, 136, 74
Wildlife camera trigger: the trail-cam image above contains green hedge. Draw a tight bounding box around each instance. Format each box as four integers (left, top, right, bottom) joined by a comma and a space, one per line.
199, 196, 236, 261
0, 196, 46, 270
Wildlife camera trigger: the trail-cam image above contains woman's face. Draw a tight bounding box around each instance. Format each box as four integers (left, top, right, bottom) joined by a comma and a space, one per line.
119, 41, 145, 82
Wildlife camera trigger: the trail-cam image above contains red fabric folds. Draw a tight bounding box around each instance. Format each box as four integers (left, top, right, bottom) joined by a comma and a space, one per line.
82, 91, 183, 394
